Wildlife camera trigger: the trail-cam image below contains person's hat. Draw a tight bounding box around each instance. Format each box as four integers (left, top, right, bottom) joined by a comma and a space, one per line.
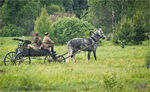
34, 32, 38, 36
45, 32, 49, 35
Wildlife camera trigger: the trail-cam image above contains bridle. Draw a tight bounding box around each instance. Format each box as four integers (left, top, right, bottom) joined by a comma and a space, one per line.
89, 31, 101, 42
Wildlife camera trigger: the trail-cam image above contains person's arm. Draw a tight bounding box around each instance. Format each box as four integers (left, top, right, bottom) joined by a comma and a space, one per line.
31, 37, 38, 44
47, 37, 55, 44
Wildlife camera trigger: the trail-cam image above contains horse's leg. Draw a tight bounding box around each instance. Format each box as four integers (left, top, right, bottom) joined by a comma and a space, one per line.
66, 48, 73, 62
93, 50, 97, 61
66, 53, 70, 62
88, 51, 91, 61
73, 55, 76, 63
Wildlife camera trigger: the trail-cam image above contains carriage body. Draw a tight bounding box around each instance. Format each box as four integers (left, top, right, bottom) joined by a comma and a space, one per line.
15, 47, 50, 57
4, 38, 65, 65
13, 38, 51, 57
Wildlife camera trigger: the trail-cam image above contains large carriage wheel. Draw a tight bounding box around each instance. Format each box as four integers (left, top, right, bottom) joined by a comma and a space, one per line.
44, 55, 54, 63
15, 52, 31, 65
55, 55, 65, 63
4, 51, 16, 65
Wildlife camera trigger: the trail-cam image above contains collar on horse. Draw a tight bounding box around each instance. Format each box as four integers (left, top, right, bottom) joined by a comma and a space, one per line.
89, 31, 100, 42
90, 36, 98, 42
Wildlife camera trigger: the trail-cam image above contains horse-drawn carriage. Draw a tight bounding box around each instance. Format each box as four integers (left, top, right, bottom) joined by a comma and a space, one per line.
4, 28, 105, 65
4, 38, 65, 65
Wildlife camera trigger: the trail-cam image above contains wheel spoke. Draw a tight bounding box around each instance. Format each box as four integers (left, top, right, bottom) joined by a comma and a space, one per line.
4, 51, 16, 65
44, 56, 53, 63
5, 57, 10, 60
6, 56, 11, 59
15, 53, 30, 65
8, 54, 12, 58
55, 55, 65, 63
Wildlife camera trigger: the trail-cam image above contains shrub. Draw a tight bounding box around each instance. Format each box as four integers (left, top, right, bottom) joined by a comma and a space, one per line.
47, 4, 61, 15
51, 17, 95, 44
113, 14, 147, 45
103, 72, 123, 92
0, 24, 25, 37
146, 51, 150, 69
112, 16, 135, 46
132, 11, 147, 44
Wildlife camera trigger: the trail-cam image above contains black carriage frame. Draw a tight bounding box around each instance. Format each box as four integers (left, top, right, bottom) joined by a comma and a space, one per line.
4, 38, 65, 65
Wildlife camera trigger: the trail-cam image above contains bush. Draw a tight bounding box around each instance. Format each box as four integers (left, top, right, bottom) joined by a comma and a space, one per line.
146, 51, 150, 69
47, 4, 61, 15
132, 12, 147, 44
103, 72, 123, 92
113, 14, 147, 45
51, 17, 95, 44
112, 16, 135, 46
0, 24, 25, 37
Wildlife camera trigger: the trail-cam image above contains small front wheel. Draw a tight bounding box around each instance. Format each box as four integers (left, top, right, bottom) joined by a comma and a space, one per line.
55, 55, 65, 63
4, 51, 16, 65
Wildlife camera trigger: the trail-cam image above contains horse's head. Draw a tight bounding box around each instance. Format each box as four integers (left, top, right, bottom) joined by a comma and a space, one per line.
95, 28, 105, 40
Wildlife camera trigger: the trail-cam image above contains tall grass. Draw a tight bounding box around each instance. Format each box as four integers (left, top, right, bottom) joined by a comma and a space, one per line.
0, 37, 150, 91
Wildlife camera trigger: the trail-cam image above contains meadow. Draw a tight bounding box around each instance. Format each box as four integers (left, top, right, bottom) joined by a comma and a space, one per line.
0, 37, 150, 92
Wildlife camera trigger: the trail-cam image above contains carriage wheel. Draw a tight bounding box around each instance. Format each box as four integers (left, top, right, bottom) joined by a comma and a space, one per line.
4, 51, 16, 65
15, 52, 31, 65
55, 55, 65, 63
44, 55, 54, 63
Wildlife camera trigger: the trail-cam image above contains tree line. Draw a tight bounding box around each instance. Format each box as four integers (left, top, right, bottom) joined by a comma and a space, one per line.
0, 0, 88, 35
0, 0, 149, 45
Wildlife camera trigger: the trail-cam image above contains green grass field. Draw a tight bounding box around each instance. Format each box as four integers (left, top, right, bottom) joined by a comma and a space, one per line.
0, 37, 150, 92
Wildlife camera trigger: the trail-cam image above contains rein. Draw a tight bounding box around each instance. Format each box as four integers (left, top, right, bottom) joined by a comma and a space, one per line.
64, 40, 101, 59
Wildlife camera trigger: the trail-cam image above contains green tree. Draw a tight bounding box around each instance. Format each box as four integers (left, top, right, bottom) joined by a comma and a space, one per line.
17, 1, 41, 35
51, 17, 95, 44
47, 4, 61, 15
113, 13, 147, 45
0, 0, 41, 35
73, 0, 88, 18
87, 0, 113, 34
34, 7, 52, 37
113, 16, 135, 45
62, 0, 74, 12
39, 0, 63, 7
0, 0, 26, 26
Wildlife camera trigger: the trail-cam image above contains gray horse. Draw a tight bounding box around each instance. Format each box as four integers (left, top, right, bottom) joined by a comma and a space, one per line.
66, 28, 105, 62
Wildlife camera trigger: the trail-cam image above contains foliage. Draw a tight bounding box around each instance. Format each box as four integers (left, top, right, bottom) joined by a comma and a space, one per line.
34, 7, 52, 37
0, 37, 149, 91
51, 17, 95, 44
146, 51, 150, 69
85, 0, 149, 35
0, 0, 149, 38
87, 0, 113, 34
62, 0, 74, 12
50, 12, 75, 22
132, 11, 147, 45
103, 73, 123, 92
72, 0, 88, 18
112, 16, 135, 45
0, 24, 25, 37
0, 0, 41, 35
47, 4, 61, 15
17, 1, 41, 35
113, 13, 147, 45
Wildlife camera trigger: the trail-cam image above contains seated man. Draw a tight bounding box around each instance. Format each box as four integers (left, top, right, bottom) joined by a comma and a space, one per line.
31, 32, 42, 50
40, 32, 55, 52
